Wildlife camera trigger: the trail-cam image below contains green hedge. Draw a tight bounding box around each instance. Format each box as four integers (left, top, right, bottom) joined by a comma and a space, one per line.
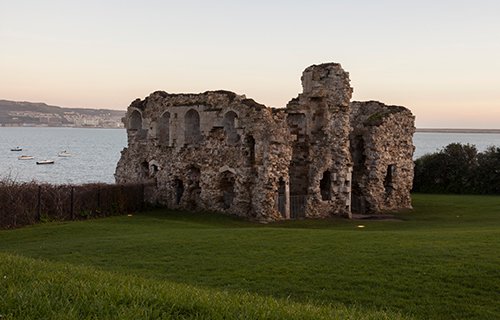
0, 180, 146, 229
413, 143, 500, 194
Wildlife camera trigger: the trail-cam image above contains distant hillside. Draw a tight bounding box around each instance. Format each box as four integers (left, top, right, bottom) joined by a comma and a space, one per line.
416, 128, 500, 134
0, 100, 125, 128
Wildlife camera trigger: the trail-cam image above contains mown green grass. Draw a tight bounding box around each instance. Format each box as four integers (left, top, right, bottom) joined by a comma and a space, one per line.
0, 194, 499, 319
0, 253, 404, 320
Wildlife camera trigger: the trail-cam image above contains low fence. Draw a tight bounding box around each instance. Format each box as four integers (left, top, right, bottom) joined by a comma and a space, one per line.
0, 181, 149, 229
275, 194, 307, 219
290, 195, 306, 219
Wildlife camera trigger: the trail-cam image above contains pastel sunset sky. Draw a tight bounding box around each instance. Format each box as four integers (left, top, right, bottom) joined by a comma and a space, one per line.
1, 0, 499, 128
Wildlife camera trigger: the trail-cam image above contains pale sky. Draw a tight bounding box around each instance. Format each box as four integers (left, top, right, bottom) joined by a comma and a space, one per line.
1, 0, 499, 128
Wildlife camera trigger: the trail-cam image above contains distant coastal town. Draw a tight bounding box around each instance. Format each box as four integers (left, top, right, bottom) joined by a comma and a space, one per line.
0, 99, 125, 128
2, 99, 498, 133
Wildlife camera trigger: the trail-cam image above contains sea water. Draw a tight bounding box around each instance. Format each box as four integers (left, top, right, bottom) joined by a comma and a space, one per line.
413, 132, 500, 158
1, 127, 499, 185
0, 127, 126, 184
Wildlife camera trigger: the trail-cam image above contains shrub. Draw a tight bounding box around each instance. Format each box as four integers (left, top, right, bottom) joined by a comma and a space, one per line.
474, 146, 500, 194
413, 143, 500, 194
0, 179, 147, 229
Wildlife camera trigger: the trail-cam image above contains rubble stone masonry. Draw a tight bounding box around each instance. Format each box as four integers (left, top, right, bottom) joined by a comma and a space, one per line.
115, 63, 415, 221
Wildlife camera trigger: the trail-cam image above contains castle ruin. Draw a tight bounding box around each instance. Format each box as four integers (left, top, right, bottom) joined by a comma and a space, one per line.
115, 63, 415, 222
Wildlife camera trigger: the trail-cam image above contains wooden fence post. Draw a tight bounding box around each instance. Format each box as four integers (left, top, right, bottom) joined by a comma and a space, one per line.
97, 186, 101, 211
120, 184, 124, 214
141, 183, 145, 211
70, 187, 74, 220
37, 185, 42, 221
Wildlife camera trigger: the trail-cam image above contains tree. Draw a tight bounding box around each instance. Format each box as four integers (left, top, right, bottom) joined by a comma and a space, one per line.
475, 146, 500, 194
413, 152, 449, 193
413, 143, 479, 194
441, 143, 478, 193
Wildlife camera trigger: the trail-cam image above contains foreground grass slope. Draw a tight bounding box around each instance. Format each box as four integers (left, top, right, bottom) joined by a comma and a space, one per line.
0, 253, 406, 320
0, 194, 499, 319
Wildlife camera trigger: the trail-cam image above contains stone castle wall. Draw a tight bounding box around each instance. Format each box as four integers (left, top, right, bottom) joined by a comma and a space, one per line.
284, 63, 353, 219
115, 63, 415, 221
350, 101, 415, 213
115, 91, 292, 221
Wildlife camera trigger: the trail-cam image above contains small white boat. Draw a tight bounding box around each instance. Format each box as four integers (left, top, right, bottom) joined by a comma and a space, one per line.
36, 160, 55, 165
18, 155, 34, 160
58, 150, 72, 157
11, 147, 22, 151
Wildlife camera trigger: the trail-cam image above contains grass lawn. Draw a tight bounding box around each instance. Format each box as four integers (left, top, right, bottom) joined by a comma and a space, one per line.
1, 193, 499, 319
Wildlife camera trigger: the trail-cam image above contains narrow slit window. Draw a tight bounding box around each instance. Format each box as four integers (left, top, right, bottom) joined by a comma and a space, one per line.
384, 165, 395, 193
320, 171, 332, 201
174, 179, 184, 204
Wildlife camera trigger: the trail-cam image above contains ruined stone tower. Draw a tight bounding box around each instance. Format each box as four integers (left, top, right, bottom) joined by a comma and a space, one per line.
115, 62, 415, 221
284, 63, 353, 219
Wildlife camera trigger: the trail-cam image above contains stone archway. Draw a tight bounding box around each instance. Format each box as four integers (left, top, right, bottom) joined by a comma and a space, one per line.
158, 112, 170, 146
185, 109, 201, 144
129, 110, 142, 130
219, 170, 236, 209
223, 111, 240, 145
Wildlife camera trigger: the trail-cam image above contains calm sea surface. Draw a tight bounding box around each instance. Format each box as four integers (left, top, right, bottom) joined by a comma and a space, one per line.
1, 128, 499, 185
0, 127, 126, 184
413, 132, 500, 158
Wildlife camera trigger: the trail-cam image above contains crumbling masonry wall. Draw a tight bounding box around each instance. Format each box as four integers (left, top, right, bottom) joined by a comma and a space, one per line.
115, 91, 292, 222
115, 63, 415, 221
350, 101, 415, 213
283, 64, 353, 219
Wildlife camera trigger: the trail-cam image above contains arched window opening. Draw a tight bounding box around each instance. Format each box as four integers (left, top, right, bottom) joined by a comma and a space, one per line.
129, 110, 142, 131
220, 171, 236, 209
174, 179, 184, 205
384, 165, 395, 194
158, 112, 170, 146
245, 135, 256, 166
185, 109, 201, 145
223, 111, 240, 145
320, 171, 332, 201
